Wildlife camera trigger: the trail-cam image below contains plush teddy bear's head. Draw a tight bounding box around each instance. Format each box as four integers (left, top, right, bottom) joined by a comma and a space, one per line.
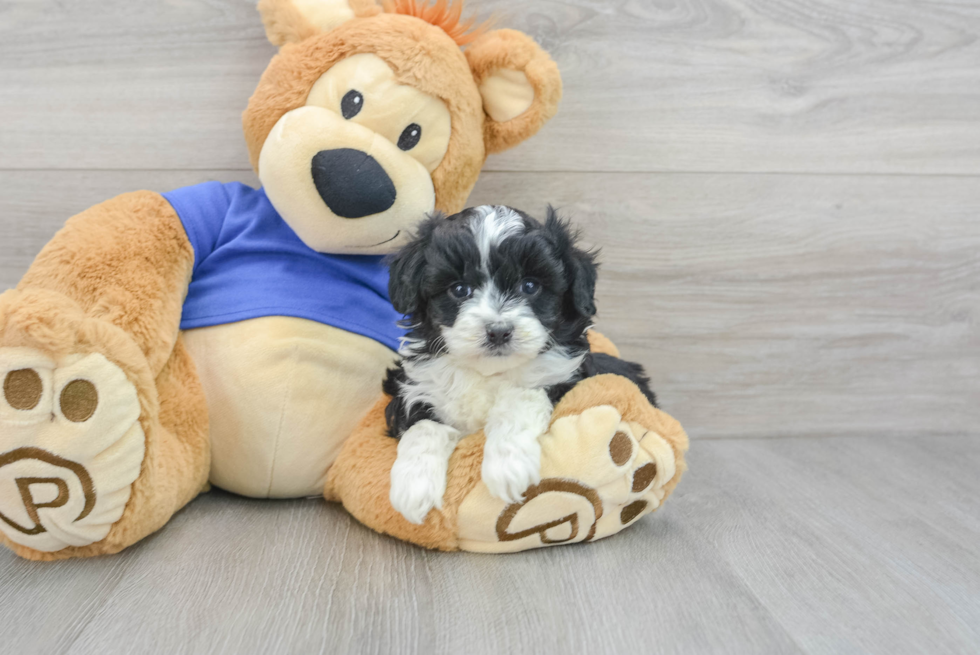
244, 0, 562, 255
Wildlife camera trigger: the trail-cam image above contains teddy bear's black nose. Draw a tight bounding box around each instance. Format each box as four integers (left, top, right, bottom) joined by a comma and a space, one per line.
311, 149, 397, 218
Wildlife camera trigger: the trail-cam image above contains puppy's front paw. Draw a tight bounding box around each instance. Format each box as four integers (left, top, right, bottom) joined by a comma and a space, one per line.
390, 454, 447, 525
482, 436, 542, 504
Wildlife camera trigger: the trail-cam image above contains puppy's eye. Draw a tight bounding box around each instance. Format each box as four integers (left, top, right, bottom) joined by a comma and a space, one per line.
520, 279, 540, 296
398, 123, 422, 151
448, 283, 473, 300
341, 90, 363, 119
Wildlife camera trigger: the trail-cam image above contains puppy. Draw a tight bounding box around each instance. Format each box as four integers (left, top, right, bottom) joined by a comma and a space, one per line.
384, 205, 657, 524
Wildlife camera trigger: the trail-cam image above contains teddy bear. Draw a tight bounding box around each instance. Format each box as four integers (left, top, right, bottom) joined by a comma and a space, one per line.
0, 0, 688, 560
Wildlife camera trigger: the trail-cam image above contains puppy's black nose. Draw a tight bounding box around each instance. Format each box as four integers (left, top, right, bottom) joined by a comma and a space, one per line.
486, 322, 514, 347
311, 148, 397, 219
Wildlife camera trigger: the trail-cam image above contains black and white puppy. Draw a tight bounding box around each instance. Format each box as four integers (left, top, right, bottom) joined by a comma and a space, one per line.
384, 205, 657, 524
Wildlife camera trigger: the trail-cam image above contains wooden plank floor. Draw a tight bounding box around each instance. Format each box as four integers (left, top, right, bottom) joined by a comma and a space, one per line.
1, 436, 978, 654
1, 1, 979, 653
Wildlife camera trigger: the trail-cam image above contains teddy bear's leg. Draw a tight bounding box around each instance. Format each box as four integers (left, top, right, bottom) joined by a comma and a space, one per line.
324, 396, 464, 550
325, 373, 689, 553
0, 192, 210, 560
454, 374, 689, 552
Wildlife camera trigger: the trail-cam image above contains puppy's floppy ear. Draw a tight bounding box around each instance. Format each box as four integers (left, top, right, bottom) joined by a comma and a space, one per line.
466, 29, 563, 155
258, 0, 381, 46
387, 214, 440, 316
545, 206, 598, 319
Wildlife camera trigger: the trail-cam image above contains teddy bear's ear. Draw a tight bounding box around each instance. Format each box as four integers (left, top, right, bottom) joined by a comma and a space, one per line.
465, 29, 563, 155
258, 0, 382, 46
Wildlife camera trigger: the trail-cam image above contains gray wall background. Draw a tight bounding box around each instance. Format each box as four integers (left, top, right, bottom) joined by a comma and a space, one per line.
2, 0, 977, 440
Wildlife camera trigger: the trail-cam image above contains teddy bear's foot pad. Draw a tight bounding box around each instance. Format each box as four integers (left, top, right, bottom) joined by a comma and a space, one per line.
0, 348, 145, 552
456, 405, 676, 553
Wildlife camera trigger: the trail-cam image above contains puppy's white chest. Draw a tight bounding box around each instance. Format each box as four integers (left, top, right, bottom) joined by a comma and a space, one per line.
434, 372, 508, 434
400, 350, 582, 436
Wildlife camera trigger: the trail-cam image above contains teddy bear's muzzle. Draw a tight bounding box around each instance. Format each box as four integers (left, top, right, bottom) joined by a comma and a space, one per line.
311, 148, 397, 219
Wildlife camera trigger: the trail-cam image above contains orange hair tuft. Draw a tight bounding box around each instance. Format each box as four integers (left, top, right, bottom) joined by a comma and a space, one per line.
383, 0, 490, 47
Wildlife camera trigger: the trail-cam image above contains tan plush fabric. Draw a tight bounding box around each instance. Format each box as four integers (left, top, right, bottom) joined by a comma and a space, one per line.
382, 0, 488, 46
259, 0, 382, 46
587, 330, 621, 358
257, 53, 448, 254
243, 12, 486, 215
183, 317, 396, 498
1, 0, 581, 560
0, 348, 146, 553
455, 400, 683, 553
0, 196, 210, 560
466, 29, 563, 155
18, 192, 194, 376
245, 2, 562, 217
552, 375, 688, 502
304, 54, 453, 173
325, 340, 689, 553
259, 0, 325, 46
325, 397, 461, 550
479, 69, 535, 123
348, 0, 384, 17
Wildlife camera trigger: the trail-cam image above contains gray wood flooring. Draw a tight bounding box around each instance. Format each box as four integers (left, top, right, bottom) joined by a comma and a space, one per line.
1, 0, 978, 653
2, 436, 978, 654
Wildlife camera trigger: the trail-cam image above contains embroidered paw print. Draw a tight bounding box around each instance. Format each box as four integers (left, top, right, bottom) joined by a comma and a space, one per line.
456, 405, 677, 552
0, 348, 145, 552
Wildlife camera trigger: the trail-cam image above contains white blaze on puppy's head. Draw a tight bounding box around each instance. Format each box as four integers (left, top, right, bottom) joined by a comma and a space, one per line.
432, 206, 544, 374
467, 205, 525, 272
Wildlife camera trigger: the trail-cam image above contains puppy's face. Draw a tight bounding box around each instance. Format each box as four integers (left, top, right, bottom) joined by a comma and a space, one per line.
389, 206, 597, 375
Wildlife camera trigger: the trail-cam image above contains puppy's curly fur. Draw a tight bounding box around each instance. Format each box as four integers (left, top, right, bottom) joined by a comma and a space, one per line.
383, 205, 656, 522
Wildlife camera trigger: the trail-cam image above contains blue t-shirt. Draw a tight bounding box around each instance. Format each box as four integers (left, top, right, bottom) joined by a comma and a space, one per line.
162, 181, 404, 351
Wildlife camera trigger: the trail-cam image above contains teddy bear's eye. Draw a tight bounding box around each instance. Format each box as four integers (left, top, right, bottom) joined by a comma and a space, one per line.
341, 90, 363, 119
398, 123, 422, 151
